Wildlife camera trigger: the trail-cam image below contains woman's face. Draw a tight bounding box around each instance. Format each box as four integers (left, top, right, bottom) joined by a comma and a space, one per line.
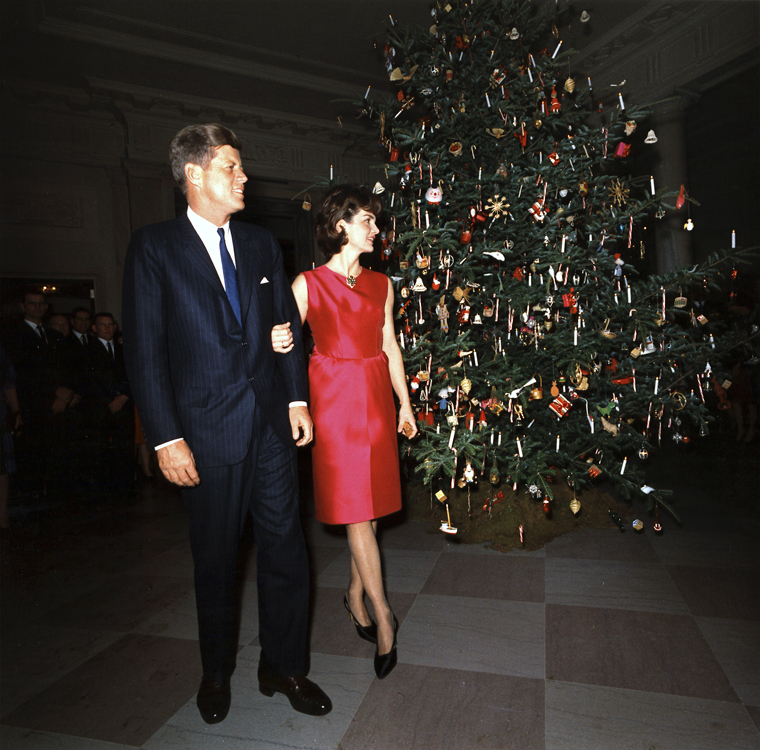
338, 209, 378, 254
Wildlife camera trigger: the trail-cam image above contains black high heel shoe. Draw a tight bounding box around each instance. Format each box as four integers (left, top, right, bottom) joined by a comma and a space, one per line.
343, 594, 377, 644
374, 614, 398, 680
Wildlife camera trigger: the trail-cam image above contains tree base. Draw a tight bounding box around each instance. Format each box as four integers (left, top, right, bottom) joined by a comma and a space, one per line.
402, 479, 632, 552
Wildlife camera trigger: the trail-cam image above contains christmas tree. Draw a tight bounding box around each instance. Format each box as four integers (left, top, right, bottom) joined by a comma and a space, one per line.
356, 0, 752, 535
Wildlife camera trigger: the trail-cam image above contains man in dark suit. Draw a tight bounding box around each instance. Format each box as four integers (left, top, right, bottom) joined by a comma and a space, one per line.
3, 290, 73, 495
122, 123, 330, 724
85, 312, 134, 496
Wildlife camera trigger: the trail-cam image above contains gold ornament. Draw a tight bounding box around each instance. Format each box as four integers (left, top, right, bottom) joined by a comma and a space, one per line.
451, 286, 471, 303
564, 77, 576, 93
485, 194, 511, 218
460, 378, 472, 395
489, 459, 500, 485
608, 178, 629, 206
569, 498, 581, 515
672, 392, 687, 410
601, 416, 619, 436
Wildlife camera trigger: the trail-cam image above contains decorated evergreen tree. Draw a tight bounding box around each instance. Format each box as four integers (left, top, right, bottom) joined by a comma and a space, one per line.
354, 0, 752, 537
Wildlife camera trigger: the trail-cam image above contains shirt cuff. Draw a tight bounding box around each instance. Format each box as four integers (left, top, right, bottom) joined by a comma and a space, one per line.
288, 401, 307, 408
155, 437, 183, 451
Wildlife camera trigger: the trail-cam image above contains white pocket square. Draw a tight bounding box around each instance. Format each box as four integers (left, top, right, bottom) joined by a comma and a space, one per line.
260, 277, 270, 284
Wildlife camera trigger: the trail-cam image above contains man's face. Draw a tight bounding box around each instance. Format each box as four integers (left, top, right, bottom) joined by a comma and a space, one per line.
72, 310, 92, 334
21, 294, 47, 324
191, 145, 247, 222
93, 317, 117, 342
48, 314, 70, 337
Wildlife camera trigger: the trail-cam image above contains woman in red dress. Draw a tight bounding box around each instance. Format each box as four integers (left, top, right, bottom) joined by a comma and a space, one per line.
274, 185, 416, 679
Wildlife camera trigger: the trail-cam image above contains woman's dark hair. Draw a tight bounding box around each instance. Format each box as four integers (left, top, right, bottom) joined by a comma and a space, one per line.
316, 184, 382, 258
169, 123, 242, 195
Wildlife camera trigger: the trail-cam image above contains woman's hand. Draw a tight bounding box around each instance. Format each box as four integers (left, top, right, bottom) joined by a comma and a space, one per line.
397, 404, 418, 439
271, 322, 294, 353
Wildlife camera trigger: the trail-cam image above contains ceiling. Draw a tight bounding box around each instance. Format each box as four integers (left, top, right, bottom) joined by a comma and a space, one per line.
1, 0, 664, 127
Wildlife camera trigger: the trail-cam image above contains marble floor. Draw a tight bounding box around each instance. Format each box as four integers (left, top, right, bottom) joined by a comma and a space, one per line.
1, 437, 759, 750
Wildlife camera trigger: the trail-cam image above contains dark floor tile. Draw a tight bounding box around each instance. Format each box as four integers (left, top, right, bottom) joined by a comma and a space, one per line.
746, 705, 760, 732
1, 623, 122, 716
378, 517, 449, 552
421, 552, 544, 602
667, 565, 760, 621
308, 586, 415, 658
1, 633, 201, 747
42, 574, 193, 632
546, 604, 739, 702
546, 680, 760, 750
340, 663, 544, 750
545, 527, 660, 564
308, 544, 345, 576
696, 617, 760, 706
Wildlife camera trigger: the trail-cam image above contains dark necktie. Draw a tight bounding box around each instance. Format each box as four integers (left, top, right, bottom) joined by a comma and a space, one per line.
218, 227, 241, 325
108, 341, 114, 359
36, 325, 48, 345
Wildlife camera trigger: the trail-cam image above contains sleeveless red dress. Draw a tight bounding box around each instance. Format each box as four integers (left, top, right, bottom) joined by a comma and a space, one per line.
303, 265, 402, 525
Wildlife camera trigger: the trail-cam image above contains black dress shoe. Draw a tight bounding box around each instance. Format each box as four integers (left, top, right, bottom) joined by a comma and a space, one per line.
374, 614, 398, 680
343, 593, 377, 644
257, 664, 332, 716
196, 676, 231, 724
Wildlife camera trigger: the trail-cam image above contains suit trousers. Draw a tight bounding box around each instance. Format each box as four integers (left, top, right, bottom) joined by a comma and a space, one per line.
182, 404, 309, 682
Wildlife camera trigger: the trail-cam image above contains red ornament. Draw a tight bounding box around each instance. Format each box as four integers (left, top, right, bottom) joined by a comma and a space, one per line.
542, 497, 551, 514
614, 142, 631, 158
549, 86, 561, 113
561, 288, 577, 313
529, 197, 547, 222
676, 184, 686, 210
549, 394, 572, 418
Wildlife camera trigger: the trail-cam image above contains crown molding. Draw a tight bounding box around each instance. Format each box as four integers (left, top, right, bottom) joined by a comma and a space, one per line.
84, 77, 375, 144
37, 16, 387, 99
79, 6, 372, 84
570, 2, 759, 102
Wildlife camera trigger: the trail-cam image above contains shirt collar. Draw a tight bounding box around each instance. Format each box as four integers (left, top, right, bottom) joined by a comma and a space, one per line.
187, 206, 229, 239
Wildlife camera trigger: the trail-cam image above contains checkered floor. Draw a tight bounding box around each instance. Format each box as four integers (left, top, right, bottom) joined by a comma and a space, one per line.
2, 437, 758, 750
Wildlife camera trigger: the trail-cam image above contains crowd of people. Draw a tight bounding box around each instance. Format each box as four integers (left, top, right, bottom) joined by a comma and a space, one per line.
1, 295, 140, 527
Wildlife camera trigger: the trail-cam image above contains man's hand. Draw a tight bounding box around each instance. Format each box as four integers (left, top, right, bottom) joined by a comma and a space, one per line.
157, 439, 200, 487
289, 404, 313, 446
55, 386, 74, 403
51, 397, 69, 414
52, 386, 74, 412
108, 394, 129, 413
271, 322, 294, 354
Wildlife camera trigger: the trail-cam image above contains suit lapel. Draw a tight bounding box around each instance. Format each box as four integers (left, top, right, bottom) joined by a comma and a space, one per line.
231, 223, 260, 327
175, 214, 226, 299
